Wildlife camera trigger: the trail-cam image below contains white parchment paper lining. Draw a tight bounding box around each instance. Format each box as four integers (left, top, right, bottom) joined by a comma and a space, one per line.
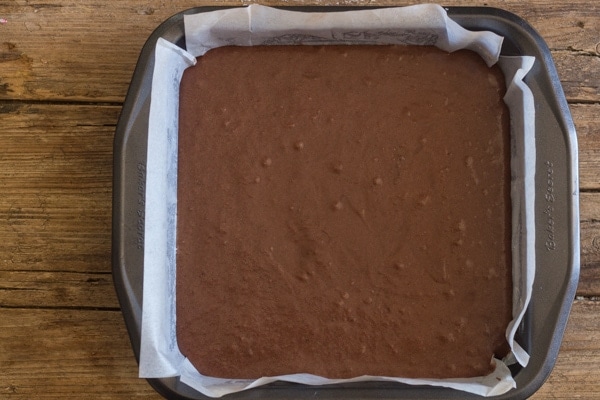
139, 4, 536, 398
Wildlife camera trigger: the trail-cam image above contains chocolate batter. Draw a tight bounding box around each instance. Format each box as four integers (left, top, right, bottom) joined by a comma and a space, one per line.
176, 45, 512, 379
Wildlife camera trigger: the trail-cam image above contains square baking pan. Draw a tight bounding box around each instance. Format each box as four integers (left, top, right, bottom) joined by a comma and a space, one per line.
112, 5, 580, 399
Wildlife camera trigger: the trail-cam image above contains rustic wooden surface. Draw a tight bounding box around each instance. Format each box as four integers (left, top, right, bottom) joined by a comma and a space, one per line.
0, 0, 598, 398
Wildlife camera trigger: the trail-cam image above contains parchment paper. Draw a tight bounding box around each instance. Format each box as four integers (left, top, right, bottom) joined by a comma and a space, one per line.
139, 4, 536, 397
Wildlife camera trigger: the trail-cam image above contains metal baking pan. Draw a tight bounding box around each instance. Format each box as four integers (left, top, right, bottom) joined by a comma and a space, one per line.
112, 6, 579, 399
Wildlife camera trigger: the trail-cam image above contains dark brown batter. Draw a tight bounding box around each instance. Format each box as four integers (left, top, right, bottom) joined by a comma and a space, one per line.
176, 45, 512, 379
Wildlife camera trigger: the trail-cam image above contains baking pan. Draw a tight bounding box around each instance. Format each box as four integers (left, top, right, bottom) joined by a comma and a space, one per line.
112, 6, 579, 399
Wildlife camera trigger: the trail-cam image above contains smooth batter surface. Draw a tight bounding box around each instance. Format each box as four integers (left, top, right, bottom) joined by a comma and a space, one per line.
176, 45, 512, 379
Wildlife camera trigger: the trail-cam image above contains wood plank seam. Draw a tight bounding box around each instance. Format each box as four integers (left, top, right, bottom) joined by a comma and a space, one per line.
575, 295, 600, 301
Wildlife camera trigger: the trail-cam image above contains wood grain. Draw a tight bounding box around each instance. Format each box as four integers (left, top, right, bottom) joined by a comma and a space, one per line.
0, 101, 597, 308
0, 270, 118, 309
0, 307, 161, 398
580, 192, 600, 296
0, 103, 115, 275
1, 300, 598, 399
0, 0, 598, 102
531, 299, 600, 399
0, 0, 598, 398
575, 104, 600, 191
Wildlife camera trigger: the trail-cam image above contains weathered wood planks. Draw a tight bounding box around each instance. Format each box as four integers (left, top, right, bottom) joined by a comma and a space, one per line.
1, 300, 598, 398
0, 1, 598, 102
0, 0, 598, 398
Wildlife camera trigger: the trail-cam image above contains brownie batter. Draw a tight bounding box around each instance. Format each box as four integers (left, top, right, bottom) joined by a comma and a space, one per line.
176, 45, 512, 379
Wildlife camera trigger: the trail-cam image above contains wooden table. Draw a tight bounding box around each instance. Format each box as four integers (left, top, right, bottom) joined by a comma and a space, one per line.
0, 1, 598, 398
